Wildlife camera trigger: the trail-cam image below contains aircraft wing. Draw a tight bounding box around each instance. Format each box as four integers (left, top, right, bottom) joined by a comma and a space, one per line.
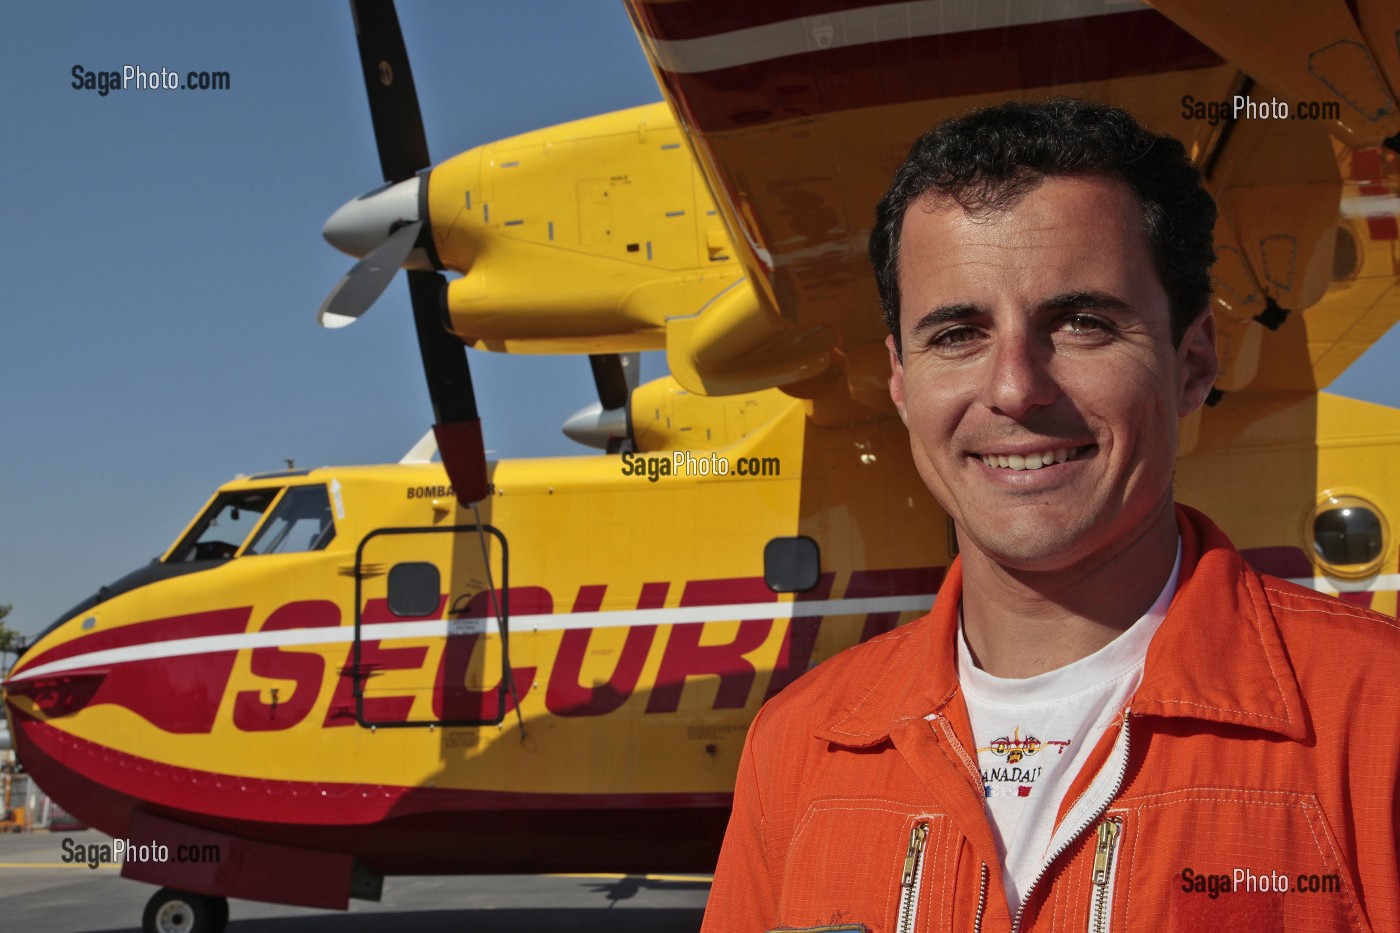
625, 0, 1400, 413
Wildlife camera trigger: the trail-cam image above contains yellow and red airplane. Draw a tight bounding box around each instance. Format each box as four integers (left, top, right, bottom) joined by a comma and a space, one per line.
5, 2, 1398, 931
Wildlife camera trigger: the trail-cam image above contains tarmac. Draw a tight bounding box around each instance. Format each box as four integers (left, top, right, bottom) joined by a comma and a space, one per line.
0, 830, 711, 932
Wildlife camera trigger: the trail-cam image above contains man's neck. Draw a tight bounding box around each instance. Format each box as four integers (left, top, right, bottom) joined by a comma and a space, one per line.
959, 501, 1179, 679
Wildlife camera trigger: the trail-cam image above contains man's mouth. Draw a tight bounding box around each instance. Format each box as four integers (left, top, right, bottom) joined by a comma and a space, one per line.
976, 445, 1093, 471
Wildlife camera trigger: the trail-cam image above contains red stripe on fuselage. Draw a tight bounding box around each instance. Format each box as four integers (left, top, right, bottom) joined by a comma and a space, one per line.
12, 712, 731, 827
1239, 546, 1313, 580
14, 607, 253, 676
9, 607, 252, 734
11, 710, 729, 877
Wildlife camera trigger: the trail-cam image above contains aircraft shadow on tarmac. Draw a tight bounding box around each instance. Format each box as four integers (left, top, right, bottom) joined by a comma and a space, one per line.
580, 875, 715, 901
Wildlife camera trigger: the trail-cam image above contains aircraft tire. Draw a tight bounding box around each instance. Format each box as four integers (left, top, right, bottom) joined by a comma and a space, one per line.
211, 896, 230, 932
141, 887, 228, 933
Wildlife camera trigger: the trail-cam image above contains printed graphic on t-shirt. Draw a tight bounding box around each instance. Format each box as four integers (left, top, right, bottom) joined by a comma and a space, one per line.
978, 727, 1071, 798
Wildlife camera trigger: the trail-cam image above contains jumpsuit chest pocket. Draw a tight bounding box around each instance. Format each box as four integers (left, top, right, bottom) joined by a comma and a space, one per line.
776, 798, 957, 933
1091, 788, 1371, 933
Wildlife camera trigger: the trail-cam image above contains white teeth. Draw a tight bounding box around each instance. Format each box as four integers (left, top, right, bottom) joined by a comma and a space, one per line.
982, 447, 1079, 470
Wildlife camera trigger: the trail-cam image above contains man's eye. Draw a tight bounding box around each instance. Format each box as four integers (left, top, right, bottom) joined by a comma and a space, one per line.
933, 326, 980, 346
1059, 314, 1111, 334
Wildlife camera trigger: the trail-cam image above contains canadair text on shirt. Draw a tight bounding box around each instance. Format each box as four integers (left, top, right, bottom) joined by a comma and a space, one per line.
978, 727, 1072, 797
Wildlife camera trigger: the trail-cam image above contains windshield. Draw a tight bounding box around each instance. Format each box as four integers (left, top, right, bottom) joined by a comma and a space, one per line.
245, 485, 336, 555
167, 489, 279, 562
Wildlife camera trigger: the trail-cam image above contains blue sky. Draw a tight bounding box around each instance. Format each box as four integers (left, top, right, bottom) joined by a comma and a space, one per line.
1, 1, 667, 639
1, 2, 1396, 640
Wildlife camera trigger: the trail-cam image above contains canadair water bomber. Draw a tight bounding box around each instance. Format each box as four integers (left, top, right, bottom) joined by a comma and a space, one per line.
5, 2, 1400, 931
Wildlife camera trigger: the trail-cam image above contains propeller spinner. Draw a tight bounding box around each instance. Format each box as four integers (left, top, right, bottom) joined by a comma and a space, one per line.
563, 353, 640, 453
325, 0, 487, 503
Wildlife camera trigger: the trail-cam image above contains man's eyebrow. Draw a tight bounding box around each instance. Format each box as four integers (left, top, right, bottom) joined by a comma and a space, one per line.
1040, 290, 1129, 312
907, 303, 982, 343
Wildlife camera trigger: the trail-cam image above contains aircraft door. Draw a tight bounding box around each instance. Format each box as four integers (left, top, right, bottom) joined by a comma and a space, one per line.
351, 524, 512, 729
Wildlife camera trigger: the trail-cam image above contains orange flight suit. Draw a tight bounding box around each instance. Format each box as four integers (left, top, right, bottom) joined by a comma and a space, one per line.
701, 506, 1399, 932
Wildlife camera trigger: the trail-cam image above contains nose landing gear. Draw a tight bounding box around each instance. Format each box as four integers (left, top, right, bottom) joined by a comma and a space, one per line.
142, 887, 229, 933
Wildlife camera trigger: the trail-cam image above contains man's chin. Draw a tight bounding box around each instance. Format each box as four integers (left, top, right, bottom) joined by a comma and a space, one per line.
956, 519, 1097, 573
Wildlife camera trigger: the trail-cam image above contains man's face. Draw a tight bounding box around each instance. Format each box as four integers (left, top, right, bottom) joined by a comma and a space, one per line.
887, 174, 1217, 572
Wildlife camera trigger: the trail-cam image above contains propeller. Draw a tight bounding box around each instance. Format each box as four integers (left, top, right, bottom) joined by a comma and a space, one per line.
317, 219, 422, 329
564, 353, 640, 453
327, 0, 487, 502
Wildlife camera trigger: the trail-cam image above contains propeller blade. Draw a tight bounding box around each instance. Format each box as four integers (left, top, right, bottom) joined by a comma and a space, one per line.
589, 353, 634, 411
349, 0, 430, 183
341, 2, 488, 503
317, 220, 423, 328
407, 270, 489, 503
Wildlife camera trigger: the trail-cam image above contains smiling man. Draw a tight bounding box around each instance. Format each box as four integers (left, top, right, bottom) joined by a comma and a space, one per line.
701, 101, 1398, 932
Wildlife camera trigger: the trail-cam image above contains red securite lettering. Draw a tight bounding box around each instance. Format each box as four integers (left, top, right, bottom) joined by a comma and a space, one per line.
224, 570, 942, 731
850, 567, 943, 642
646, 577, 777, 714
763, 572, 834, 701
324, 594, 448, 727
324, 641, 430, 727
544, 583, 663, 717
433, 587, 547, 721
233, 601, 340, 732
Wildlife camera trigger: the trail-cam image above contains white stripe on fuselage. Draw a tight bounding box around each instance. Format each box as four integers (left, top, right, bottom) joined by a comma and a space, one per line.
644, 0, 1147, 75
6, 594, 936, 683
9, 574, 1397, 684
1284, 573, 1400, 593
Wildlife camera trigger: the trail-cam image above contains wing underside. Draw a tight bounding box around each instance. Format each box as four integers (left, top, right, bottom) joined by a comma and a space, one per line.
625, 0, 1400, 415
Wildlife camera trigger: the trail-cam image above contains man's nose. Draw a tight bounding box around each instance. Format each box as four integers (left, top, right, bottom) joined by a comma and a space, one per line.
983, 333, 1059, 417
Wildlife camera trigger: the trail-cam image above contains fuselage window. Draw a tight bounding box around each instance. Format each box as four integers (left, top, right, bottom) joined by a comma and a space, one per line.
1313, 500, 1385, 571
245, 485, 337, 555
168, 489, 280, 562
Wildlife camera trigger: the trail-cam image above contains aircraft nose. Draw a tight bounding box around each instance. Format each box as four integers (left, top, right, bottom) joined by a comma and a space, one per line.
322, 175, 423, 260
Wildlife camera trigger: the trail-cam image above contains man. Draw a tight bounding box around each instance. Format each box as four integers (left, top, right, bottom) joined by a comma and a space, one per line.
701, 100, 1398, 932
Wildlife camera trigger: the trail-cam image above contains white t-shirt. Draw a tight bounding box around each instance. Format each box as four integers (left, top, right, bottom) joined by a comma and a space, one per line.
956, 543, 1181, 912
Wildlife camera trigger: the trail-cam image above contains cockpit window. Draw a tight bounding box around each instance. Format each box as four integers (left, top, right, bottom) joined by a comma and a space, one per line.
168, 489, 279, 562
245, 485, 337, 555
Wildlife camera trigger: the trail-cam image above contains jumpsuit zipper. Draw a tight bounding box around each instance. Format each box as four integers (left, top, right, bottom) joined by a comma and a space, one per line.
972, 861, 989, 933
1088, 816, 1123, 933
1010, 711, 1133, 933
895, 821, 930, 933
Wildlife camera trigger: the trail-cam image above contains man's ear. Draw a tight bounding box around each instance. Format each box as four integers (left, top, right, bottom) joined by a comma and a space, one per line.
1177, 308, 1218, 417
887, 334, 909, 425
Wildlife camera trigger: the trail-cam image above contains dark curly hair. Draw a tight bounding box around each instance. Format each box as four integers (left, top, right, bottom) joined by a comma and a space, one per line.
870, 99, 1216, 357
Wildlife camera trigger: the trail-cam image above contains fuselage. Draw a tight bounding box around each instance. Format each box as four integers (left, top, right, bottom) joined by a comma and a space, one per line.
3, 385, 1396, 908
